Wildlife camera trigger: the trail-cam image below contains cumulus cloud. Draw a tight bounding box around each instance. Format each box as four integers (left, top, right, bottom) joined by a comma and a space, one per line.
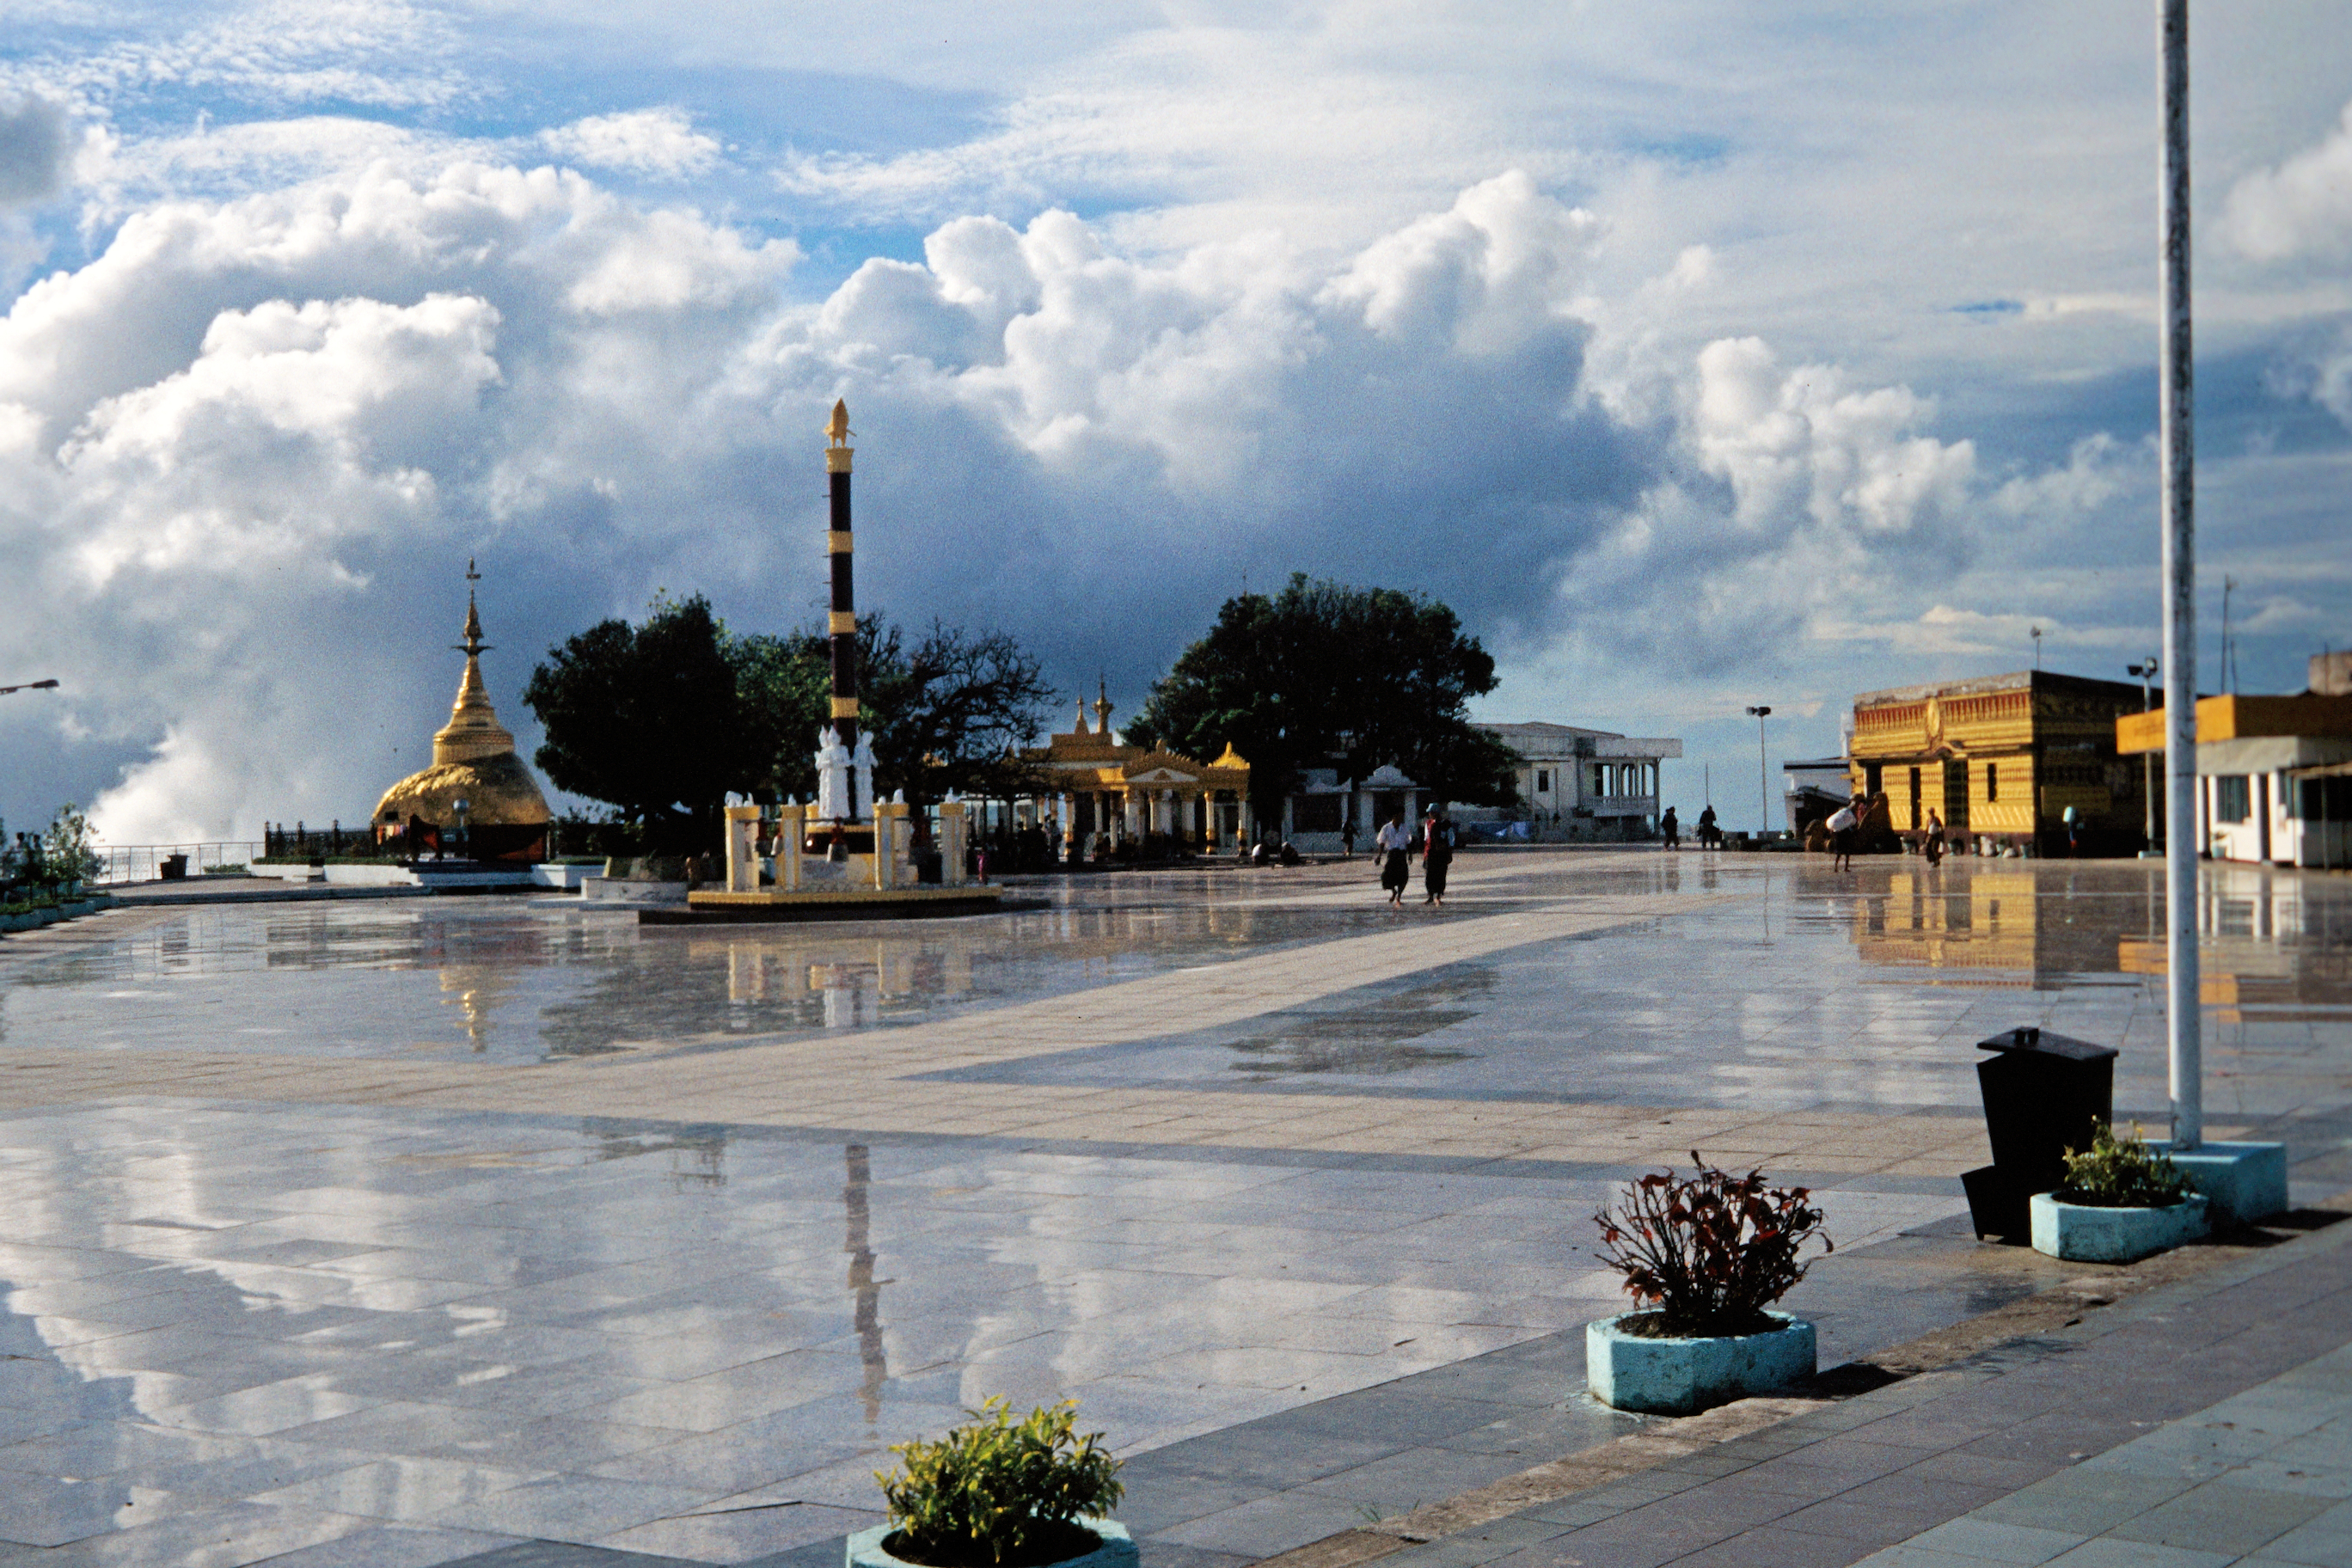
2224, 100, 2352, 262
540, 108, 723, 180
0, 155, 2125, 843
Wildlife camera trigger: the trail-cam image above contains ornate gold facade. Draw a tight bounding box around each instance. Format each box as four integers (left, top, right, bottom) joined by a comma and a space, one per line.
1021, 686, 1253, 850
1847, 671, 2145, 852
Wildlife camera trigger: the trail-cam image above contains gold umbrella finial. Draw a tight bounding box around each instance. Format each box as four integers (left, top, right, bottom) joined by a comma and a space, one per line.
826, 399, 851, 446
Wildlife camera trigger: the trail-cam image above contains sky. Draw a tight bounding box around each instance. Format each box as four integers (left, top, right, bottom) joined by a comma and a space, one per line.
2, 0, 2349, 842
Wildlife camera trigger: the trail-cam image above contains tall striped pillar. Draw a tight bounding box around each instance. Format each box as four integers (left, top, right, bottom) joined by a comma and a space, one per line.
824, 399, 860, 814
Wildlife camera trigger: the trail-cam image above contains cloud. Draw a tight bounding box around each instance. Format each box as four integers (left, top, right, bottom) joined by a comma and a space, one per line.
2223, 100, 2352, 262
0, 94, 72, 205
540, 108, 723, 180
0, 156, 2134, 844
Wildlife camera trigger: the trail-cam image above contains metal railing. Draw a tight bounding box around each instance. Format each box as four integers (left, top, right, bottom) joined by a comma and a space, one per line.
90, 842, 267, 885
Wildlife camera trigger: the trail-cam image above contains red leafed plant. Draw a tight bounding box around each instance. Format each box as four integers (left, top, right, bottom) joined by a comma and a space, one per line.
1593, 1153, 1832, 1338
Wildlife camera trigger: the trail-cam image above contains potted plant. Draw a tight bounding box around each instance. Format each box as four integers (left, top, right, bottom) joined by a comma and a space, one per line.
851, 1398, 1132, 1568
1586, 1154, 1833, 1415
2030, 1121, 2208, 1263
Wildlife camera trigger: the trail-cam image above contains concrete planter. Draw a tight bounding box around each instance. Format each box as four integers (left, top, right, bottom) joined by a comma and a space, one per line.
531, 863, 600, 890
1586, 1311, 1816, 1415
2151, 1141, 2289, 1228
847, 1520, 1134, 1568
2030, 1191, 2208, 1264
252, 863, 324, 882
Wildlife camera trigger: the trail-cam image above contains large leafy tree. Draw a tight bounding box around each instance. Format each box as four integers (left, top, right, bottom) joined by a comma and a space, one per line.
1128, 574, 1518, 809
525, 597, 1056, 841
523, 594, 744, 841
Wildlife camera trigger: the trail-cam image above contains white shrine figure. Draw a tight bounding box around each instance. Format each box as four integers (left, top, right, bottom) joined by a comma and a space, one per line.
851, 731, 877, 823
814, 726, 853, 823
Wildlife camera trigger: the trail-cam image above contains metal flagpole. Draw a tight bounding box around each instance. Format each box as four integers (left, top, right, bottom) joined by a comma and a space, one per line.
2159, 0, 2200, 1148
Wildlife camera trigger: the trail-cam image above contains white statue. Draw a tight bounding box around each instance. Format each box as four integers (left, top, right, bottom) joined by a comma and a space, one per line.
815, 726, 853, 822
851, 731, 877, 823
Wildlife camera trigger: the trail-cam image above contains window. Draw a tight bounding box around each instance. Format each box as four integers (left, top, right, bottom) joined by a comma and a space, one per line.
2294, 777, 2352, 819
2214, 775, 2251, 823
1536, 769, 1551, 793
1986, 764, 1999, 803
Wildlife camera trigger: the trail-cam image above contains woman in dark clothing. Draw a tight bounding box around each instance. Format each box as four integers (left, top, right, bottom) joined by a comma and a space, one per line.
1422, 807, 1455, 906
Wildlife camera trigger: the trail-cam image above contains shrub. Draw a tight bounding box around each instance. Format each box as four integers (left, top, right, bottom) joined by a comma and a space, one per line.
1594, 1153, 1832, 1338
2056, 1121, 2194, 1208
202, 864, 248, 875
877, 1398, 1124, 1568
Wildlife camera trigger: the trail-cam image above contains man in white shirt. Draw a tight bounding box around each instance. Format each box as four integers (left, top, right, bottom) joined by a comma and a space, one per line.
1825, 799, 1860, 873
1374, 810, 1413, 906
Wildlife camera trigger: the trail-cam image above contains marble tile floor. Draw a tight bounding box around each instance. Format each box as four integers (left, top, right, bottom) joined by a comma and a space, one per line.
0, 854, 2342, 1565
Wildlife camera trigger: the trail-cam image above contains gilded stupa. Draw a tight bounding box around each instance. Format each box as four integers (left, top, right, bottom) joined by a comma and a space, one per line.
372, 564, 550, 859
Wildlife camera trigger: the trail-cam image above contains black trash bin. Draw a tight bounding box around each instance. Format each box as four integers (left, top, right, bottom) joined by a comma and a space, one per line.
1962, 1026, 2116, 1240
160, 854, 189, 881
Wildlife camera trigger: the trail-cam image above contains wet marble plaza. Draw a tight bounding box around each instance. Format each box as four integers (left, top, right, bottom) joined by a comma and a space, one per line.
0, 852, 2344, 1565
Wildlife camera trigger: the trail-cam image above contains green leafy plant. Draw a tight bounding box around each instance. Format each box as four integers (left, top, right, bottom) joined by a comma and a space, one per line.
1595, 1153, 1832, 1338
876, 1398, 1124, 1568
2055, 1121, 2194, 1209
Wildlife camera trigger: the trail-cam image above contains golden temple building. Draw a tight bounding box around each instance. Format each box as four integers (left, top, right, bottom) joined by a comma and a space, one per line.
1021, 683, 1253, 854
1847, 671, 2147, 855
372, 566, 550, 861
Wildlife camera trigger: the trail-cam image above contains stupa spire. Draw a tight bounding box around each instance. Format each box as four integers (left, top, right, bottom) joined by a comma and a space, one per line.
434, 558, 517, 767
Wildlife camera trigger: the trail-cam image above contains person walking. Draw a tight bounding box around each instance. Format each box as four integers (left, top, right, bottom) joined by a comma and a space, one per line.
1924, 808, 1946, 867
1374, 808, 1413, 907
1660, 805, 1680, 850
1421, 805, 1455, 907
1826, 796, 1860, 873
1697, 804, 1718, 849
1339, 816, 1357, 859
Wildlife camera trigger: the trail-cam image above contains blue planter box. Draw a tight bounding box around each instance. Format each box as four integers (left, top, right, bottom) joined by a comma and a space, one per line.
1585, 1311, 1816, 1415
848, 1520, 1135, 1568
2030, 1191, 2208, 1263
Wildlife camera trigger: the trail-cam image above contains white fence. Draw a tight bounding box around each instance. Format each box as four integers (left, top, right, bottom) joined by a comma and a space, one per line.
91, 842, 266, 885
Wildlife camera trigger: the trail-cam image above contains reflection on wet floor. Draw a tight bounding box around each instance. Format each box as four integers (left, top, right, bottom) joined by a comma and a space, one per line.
1225, 970, 1491, 1078
0, 892, 1406, 1063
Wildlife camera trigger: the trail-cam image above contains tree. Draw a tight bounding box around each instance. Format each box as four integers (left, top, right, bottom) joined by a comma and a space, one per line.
523, 593, 744, 843
732, 617, 1058, 805
1129, 574, 1518, 810
525, 596, 1057, 842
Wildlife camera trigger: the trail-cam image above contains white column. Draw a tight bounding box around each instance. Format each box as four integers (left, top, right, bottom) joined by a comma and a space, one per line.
724, 805, 761, 892
939, 800, 968, 886
775, 803, 805, 892
2159, 0, 2199, 1148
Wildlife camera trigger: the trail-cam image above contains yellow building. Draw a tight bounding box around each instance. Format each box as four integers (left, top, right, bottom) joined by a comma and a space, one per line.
1848, 671, 2147, 854
371, 569, 551, 861
1019, 686, 1253, 854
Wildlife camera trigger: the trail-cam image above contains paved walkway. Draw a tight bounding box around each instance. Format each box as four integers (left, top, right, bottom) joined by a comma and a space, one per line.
1277, 1206, 2352, 1568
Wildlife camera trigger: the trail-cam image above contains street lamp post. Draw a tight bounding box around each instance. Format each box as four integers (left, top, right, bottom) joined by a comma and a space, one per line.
1745, 706, 1773, 837
2128, 658, 2159, 851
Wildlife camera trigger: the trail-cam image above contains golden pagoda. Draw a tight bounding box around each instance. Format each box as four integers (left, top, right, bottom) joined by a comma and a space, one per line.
372, 564, 550, 861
